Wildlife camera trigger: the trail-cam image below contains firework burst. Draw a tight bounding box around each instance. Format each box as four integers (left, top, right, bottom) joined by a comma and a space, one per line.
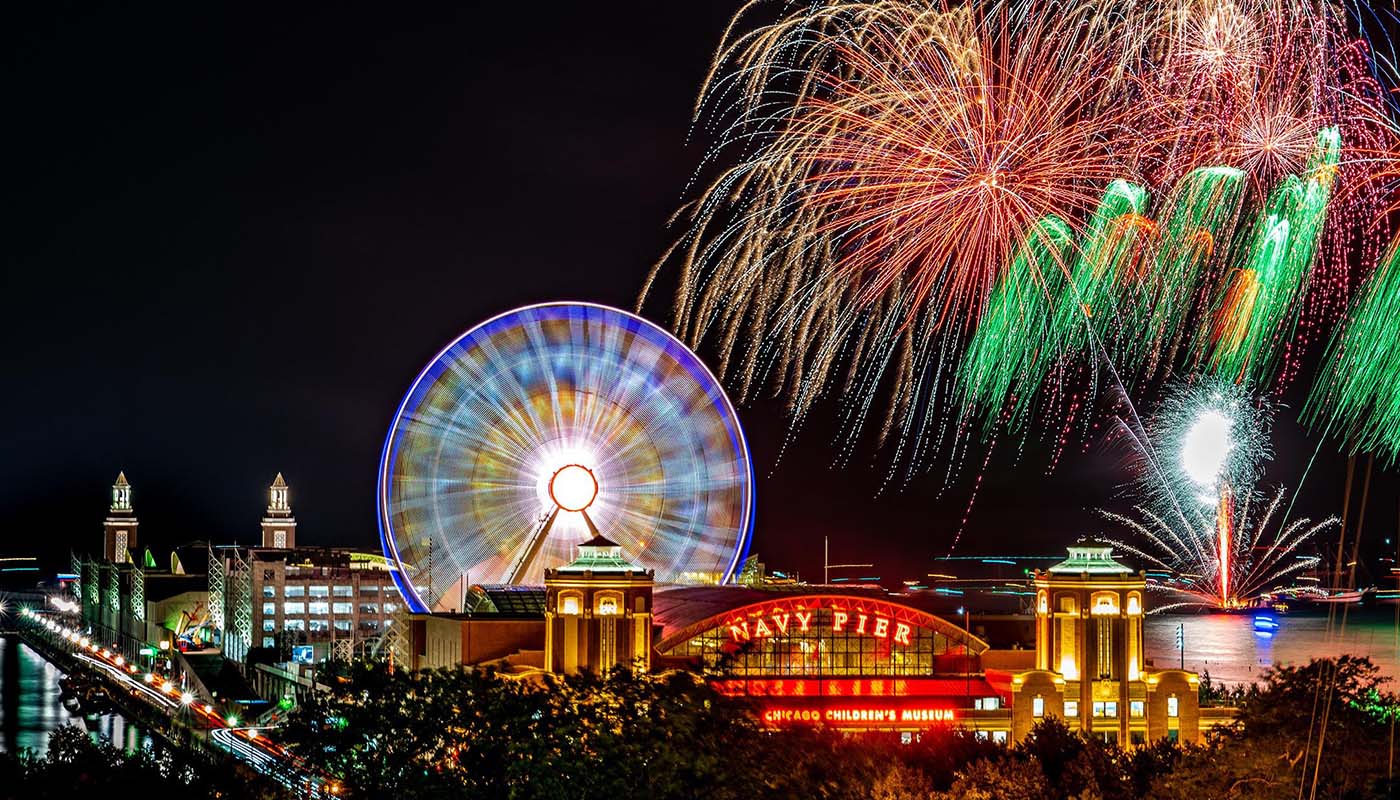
1103, 488, 1333, 609
1106, 375, 1332, 609
643, 0, 1397, 483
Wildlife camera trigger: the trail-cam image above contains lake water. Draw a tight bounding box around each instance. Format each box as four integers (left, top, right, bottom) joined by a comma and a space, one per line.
1144, 608, 1400, 686
0, 635, 151, 757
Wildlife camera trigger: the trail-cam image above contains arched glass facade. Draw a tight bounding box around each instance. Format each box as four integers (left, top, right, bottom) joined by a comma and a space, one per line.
660, 596, 980, 677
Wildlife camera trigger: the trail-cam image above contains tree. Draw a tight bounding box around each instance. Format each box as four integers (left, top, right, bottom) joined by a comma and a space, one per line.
0, 725, 288, 799
1148, 656, 1399, 800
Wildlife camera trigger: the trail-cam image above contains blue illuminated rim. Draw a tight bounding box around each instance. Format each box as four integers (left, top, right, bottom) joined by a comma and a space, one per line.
376, 301, 756, 613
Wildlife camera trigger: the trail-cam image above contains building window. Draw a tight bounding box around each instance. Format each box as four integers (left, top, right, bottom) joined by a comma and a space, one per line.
360, 585, 379, 594
263, 620, 275, 632
1064, 701, 1078, 718
359, 620, 380, 630
1092, 702, 1105, 718
272, 531, 286, 548
359, 603, 379, 615
561, 595, 581, 615
284, 619, 305, 631
262, 569, 275, 581
1131, 731, 1146, 745
384, 603, 399, 614
1167, 695, 1179, 718
333, 586, 353, 597
974, 697, 1000, 711
309, 586, 330, 598
262, 637, 275, 648
309, 620, 329, 633
1096, 617, 1114, 679
262, 603, 276, 615
283, 602, 305, 615
309, 602, 329, 615
334, 620, 351, 631
262, 586, 275, 598
1032, 696, 1045, 718
285, 586, 305, 598
1167, 729, 1179, 742
992, 730, 1008, 744
1104, 701, 1118, 718
332, 602, 352, 615
598, 596, 619, 616
1130, 701, 1144, 718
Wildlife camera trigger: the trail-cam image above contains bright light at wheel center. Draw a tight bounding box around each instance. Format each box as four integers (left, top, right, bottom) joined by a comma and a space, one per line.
549, 465, 598, 512
1181, 410, 1232, 487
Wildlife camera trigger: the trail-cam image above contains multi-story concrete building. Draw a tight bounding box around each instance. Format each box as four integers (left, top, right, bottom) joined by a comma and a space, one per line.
209, 474, 401, 665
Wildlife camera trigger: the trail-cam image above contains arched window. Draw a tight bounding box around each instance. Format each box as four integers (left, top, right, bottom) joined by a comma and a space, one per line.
596, 593, 622, 616
559, 592, 582, 616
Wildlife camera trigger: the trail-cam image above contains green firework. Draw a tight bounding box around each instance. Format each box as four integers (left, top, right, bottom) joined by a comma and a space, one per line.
1306, 238, 1400, 464
1207, 128, 1338, 385
958, 215, 1073, 431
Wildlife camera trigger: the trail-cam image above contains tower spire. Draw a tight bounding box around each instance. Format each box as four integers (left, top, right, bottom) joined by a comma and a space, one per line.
262, 473, 296, 548
103, 472, 137, 562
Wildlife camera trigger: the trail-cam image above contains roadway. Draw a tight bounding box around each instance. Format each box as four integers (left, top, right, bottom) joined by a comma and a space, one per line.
18, 608, 343, 798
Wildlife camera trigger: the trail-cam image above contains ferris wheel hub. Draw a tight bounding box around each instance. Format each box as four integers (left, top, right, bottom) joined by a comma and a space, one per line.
549, 464, 598, 512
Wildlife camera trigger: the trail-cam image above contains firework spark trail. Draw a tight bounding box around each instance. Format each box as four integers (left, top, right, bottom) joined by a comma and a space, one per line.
1104, 488, 1333, 608
1307, 237, 1400, 462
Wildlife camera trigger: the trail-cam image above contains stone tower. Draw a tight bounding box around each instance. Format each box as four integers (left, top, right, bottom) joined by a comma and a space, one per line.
544, 535, 653, 675
261, 472, 297, 548
102, 472, 138, 563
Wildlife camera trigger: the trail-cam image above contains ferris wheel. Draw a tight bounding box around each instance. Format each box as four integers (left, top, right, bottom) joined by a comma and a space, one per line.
377, 302, 755, 612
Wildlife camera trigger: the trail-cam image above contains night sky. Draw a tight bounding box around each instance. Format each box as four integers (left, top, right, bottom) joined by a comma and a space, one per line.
5, 3, 1395, 586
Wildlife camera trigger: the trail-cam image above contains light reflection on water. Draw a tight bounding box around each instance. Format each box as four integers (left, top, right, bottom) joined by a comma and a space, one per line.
0, 636, 152, 757
1145, 609, 1400, 686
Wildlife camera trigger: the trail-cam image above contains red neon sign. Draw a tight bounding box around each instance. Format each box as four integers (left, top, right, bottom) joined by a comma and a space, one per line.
716, 677, 988, 699
760, 706, 957, 726
727, 602, 913, 646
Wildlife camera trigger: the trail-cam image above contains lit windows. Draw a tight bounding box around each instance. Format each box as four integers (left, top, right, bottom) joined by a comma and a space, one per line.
262, 637, 275, 648
1167, 695, 1179, 718
284, 619, 305, 631
973, 697, 1000, 711
561, 595, 581, 615
332, 602, 352, 615
262, 603, 276, 616
359, 603, 379, 615
309, 586, 330, 598
333, 620, 351, 631
309, 619, 329, 633
1032, 696, 1045, 718
333, 586, 353, 597
308, 602, 329, 615
1130, 701, 1144, 718
284, 586, 305, 598
1092, 701, 1105, 717
597, 596, 619, 616
1063, 701, 1078, 718
263, 620, 275, 632
262, 586, 275, 598
283, 602, 304, 615
385, 603, 399, 614
1104, 701, 1118, 718
360, 585, 380, 594
992, 730, 1008, 744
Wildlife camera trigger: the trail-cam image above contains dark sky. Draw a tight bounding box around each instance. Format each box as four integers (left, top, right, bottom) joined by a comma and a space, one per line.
4, 3, 1395, 586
